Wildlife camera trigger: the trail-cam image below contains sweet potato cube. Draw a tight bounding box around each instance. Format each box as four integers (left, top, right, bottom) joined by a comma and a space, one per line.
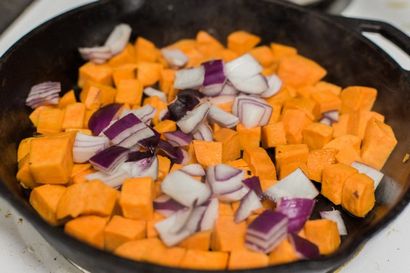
65, 216, 108, 249
29, 105, 51, 127
341, 86, 377, 113
115, 79, 143, 106
324, 135, 361, 165
321, 163, 358, 205
227, 31, 261, 55
81, 81, 116, 106
236, 123, 261, 150
270, 43, 298, 63
178, 231, 211, 251
29, 184, 66, 226
115, 238, 162, 261
218, 202, 234, 216
342, 173, 375, 217
180, 249, 229, 270
62, 103, 86, 129
17, 156, 38, 189
304, 219, 340, 255
282, 109, 313, 144
229, 249, 269, 269
157, 155, 171, 180
37, 107, 64, 134
17, 137, 33, 161
78, 62, 112, 87
269, 238, 299, 265
304, 148, 337, 182
112, 64, 137, 87
137, 62, 162, 87
211, 216, 246, 251
83, 86, 101, 110
332, 113, 349, 138
108, 44, 136, 67
243, 147, 277, 180
58, 90, 76, 108
275, 144, 309, 178
29, 133, 74, 184
347, 110, 385, 139
159, 69, 175, 101
250, 46, 275, 67
283, 97, 320, 120
278, 55, 327, 87
310, 90, 341, 113
146, 213, 165, 238
135, 37, 160, 63
262, 122, 287, 148
214, 128, 241, 162
154, 120, 176, 133
267, 102, 282, 124
193, 140, 222, 167
314, 81, 342, 96
143, 96, 167, 124
302, 122, 333, 150
104, 215, 146, 251
119, 177, 155, 220
186, 143, 198, 164
361, 119, 397, 170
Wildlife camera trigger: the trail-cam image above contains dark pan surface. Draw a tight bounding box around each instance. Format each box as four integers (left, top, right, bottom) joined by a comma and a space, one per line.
0, 0, 409, 272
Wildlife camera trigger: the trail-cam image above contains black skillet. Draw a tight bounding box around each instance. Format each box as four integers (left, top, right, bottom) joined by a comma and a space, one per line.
0, 0, 409, 272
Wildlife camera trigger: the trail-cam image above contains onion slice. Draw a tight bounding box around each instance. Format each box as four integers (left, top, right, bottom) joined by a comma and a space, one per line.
164, 130, 192, 147
88, 103, 122, 136
143, 87, 167, 102
174, 66, 205, 89
261, 74, 282, 98
89, 145, 129, 174
225, 54, 262, 79
218, 185, 250, 202
208, 105, 239, 128
120, 105, 156, 124
180, 164, 206, 176
120, 156, 158, 181
192, 123, 213, 141
234, 190, 263, 223
206, 164, 244, 195
351, 161, 383, 189
104, 24, 132, 55
320, 209, 347, 236
233, 95, 272, 128
176, 102, 210, 134
154, 195, 186, 217
289, 233, 320, 259
158, 140, 185, 164
73, 133, 109, 163
86, 168, 129, 188
243, 176, 264, 199
161, 48, 188, 68
229, 74, 268, 95
155, 211, 192, 246
25, 82, 61, 109
276, 198, 315, 233
200, 198, 219, 231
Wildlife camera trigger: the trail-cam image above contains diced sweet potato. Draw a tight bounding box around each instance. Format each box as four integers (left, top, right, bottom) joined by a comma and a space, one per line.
282, 109, 313, 144
341, 86, 377, 113
143, 96, 167, 125
310, 90, 341, 114
119, 177, 155, 220
159, 69, 175, 101
314, 81, 342, 96
269, 238, 299, 265
17, 156, 38, 189
211, 216, 246, 251
270, 43, 298, 63
58, 90, 76, 108
135, 37, 160, 63
236, 123, 261, 150
296, 85, 316, 98
81, 81, 116, 106
115, 79, 143, 106
146, 213, 165, 238
196, 31, 224, 60
324, 135, 361, 165
62, 103, 86, 129
104, 215, 146, 251
112, 64, 137, 87
108, 44, 136, 67
275, 144, 309, 179
227, 31, 260, 55
278, 55, 327, 87
157, 155, 171, 181
262, 122, 287, 148
17, 137, 33, 162
342, 173, 375, 217
193, 140, 222, 167
29, 133, 74, 184
304, 219, 340, 255
332, 113, 349, 138
226, 159, 250, 173
302, 122, 333, 150
65, 215, 109, 249
267, 102, 282, 124
360, 119, 397, 170
78, 62, 112, 87
304, 148, 337, 182
214, 128, 241, 162
137, 62, 162, 87
250, 46, 275, 67
154, 120, 176, 133
283, 97, 320, 120
266, 86, 295, 105
219, 203, 234, 216
321, 163, 358, 205
37, 107, 64, 135
260, 179, 277, 192
229, 249, 269, 269
29, 106, 51, 127
83, 86, 101, 110
178, 231, 211, 251
243, 147, 277, 180
115, 238, 162, 261
186, 143, 198, 164
30, 184, 66, 225
347, 110, 385, 139
180, 249, 228, 270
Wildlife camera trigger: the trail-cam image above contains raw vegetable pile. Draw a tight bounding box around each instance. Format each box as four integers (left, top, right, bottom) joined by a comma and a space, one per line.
17, 24, 398, 270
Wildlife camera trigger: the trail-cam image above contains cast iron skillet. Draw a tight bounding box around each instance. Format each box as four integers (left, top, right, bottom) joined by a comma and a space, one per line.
0, 0, 409, 272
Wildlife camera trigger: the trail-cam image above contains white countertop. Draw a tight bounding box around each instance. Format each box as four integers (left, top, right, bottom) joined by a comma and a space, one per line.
0, 0, 409, 272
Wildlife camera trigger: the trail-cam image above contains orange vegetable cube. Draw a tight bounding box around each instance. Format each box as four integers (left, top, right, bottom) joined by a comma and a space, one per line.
108, 44, 136, 67
186, 143, 198, 164
17, 137, 33, 162
62, 103, 86, 129
214, 128, 241, 162
146, 213, 165, 238
157, 155, 171, 180
137, 62, 162, 87
159, 69, 175, 97
302, 122, 333, 150
262, 122, 287, 148
178, 231, 211, 251
332, 113, 349, 138
341, 86, 377, 114
347, 110, 384, 139
37, 107, 64, 134
78, 62, 112, 87
112, 64, 137, 87
321, 163, 358, 205
310, 90, 341, 114
17, 156, 38, 189
115, 238, 163, 261
104, 215, 146, 251
304, 219, 340, 255
193, 140, 223, 168
314, 81, 342, 96
83, 86, 101, 110
81, 81, 116, 106
243, 147, 277, 180
283, 97, 320, 120
304, 148, 337, 182
115, 79, 143, 106
143, 96, 167, 125
211, 216, 246, 251
250, 46, 275, 67
29, 184, 66, 225
236, 123, 261, 150
119, 177, 155, 220
135, 37, 160, 63
221, 49, 239, 62
282, 109, 313, 144
296, 85, 317, 98
270, 43, 298, 63
226, 158, 250, 173
324, 135, 361, 165
275, 144, 309, 179
229, 249, 269, 269
219, 202, 234, 216
58, 90, 76, 108
269, 238, 299, 265
267, 102, 282, 124
154, 120, 176, 133
227, 31, 261, 55
180, 249, 228, 270
65, 216, 108, 249
29, 105, 51, 127
342, 173, 375, 217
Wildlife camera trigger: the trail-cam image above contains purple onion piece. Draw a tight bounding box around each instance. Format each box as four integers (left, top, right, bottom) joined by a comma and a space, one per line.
154, 195, 186, 216
289, 233, 320, 259
161, 48, 188, 68
202, 59, 225, 86
26, 82, 61, 109
164, 130, 192, 147
88, 103, 123, 136
89, 145, 129, 173
243, 176, 264, 199
158, 139, 185, 164
206, 164, 244, 195
233, 95, 272, 128
229, 73, 268, 95
208, 105, 239, 128
192, 123, 213, 141
234, 190, 263, 223
276, 198, 315, 233
200, 198, 219, 231
176, 102, 210, 134
168, 92, 200, 121
127, 150, 154, 162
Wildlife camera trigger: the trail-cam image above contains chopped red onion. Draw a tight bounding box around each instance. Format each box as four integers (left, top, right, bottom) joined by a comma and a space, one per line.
161, 170, 211, 207
246, 210, 288, 253
73, 132, 109, 163
203, 59, 225, 86
143, 87, 167, 102
225, 54, 262, 79
174, 66, 205, 90
180, 164, 206, 176
168, 92, 201, 121
261, 74, 282, 98
161, 48, 188, 68
25, 82, 61, 109
192, 123, 213, 141
206, 164, 244, 195
120, 156, 158, 181
157, 140, 185, 164
154, 195, 186, 217
234, 190, 263, 223
276, 198, 315, 233
233, 95, 272, 128
319, 117, 332, 126
265, 169, 319, 202
88, 103, 123, 136
104, 24, 132, 55
78, 46, 112, 64
289, 233, 320, 259
199, 83, 224, 97
208, 105, 239, 128
176, 102, 210, 133
200, 198, 219, 231
120, 105, 156, 124
219, 82, 238, 96
164, 130, 192, 147
323, 110, 339, 122
155, 211, 193, 246
320, 209, 347, 236
351, 162, 383, 189
126, 150, 154, 162
185, 206, 207, 233
218, 185, 250, 202
208, 95, 235, 106
229, 74, 268, 95
89, 145, 129, 174
86, 168, 129, 188
243, 176, 264, 199
169, 205, 196, 234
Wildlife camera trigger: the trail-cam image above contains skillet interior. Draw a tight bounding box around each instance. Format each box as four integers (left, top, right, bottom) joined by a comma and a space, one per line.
0, 0, 409, 272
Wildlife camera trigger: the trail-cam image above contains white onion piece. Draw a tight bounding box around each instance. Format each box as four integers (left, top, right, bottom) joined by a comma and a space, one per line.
208, 95, 235, 106
120, 105, 156, 124
319, 117, 332, 126
234, 190, 263, 223
143, 87, 167, 102
199, 83, 224, 97
229, 74, 268, 95
225, 54, 262, 79
177, 103, 210, 134
219, 82, 238, 96
73, 133, 109, 163
161, 170, 211, 207
86, 169, 129, 188
206, 164, 244, 195
120, 156, 158, 181
218, 185, 250, 202
233, 95, 272, 128
25, 82, 61, 109
185, 206, 207, 233
104, 24, 132, 55
324, 110, 339, 122
153, 195, 186, 217
351, 162, 384, 189
161, 48, 188, 68
265, 168, 319, 202
261, 74, 282, 98
174, 66, 205, 89
78, 46, 112, 64
208, 105, 239, 128
320, 210, 347, 236
193, 123, 213, 141
169, 206, 195, 233
200, 198, 219, 231
155, 212, 192, 246
180, 164, 206, 176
